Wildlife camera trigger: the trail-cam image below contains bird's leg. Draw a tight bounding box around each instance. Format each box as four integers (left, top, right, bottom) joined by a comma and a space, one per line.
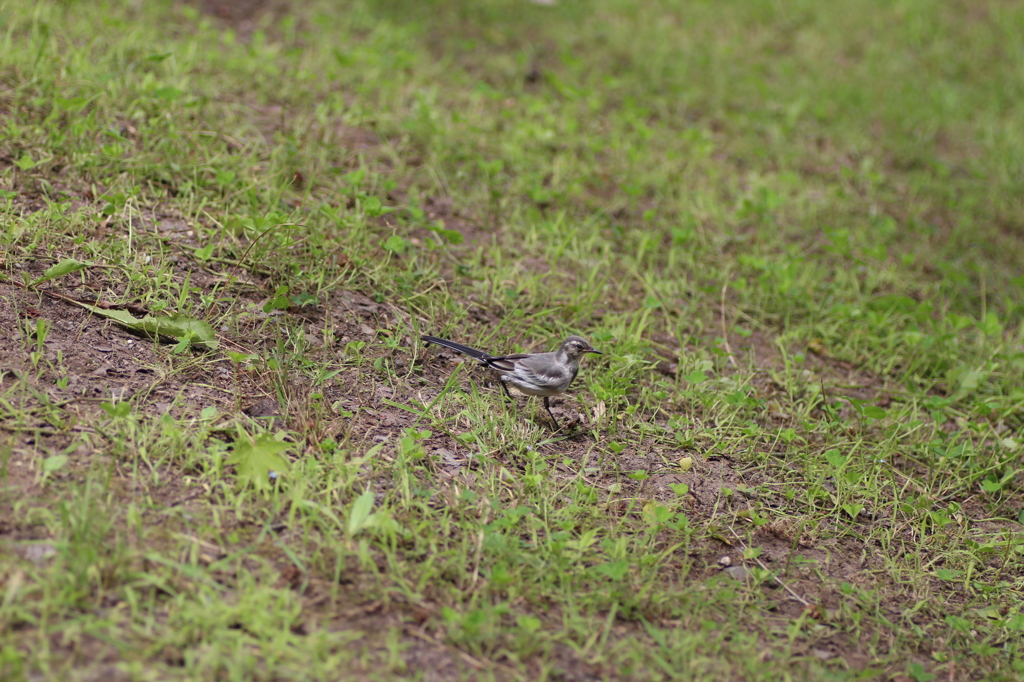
498, 380, 515, 403
543, 396, 561, 430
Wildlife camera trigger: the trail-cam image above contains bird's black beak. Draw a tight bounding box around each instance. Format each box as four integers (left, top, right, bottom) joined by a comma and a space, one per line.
585, 349, 602, 355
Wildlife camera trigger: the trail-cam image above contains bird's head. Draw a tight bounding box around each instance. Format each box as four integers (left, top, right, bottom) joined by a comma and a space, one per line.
561, 336, 602, 359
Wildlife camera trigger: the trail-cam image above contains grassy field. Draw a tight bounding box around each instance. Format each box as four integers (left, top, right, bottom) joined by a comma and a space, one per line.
2, 0, 1024, 679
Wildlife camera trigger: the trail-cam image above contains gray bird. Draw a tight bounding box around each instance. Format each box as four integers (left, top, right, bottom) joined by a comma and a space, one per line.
420, 335, 602, 429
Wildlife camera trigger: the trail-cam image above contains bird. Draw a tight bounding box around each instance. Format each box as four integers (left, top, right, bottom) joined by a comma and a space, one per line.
420, 335, 602, 429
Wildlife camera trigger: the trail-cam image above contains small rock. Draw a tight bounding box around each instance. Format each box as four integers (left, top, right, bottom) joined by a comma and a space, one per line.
243, 399, 281, 419
22, 543, 57, 564
718, 555, 732, 567
655, 361, 678, 376
724, 565, 751, 581
435, 448, 460, 464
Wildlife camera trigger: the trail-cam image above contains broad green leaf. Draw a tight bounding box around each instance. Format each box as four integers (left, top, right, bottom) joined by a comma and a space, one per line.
343, 169, 365, 185
135, 313, 218, 350
842, 503, 863, 519
972, 605, 1002, 620
347, 490, 377, 535
195, 243, 215, 261
69, 301, 218, 350
95, 308, 141, 325
382, 235, 407, 253
980, 478, 1002, 493
290, 292, 319, 307
669, 482, 689, 496
42, 455, 68, 473
953, 368, 984, 396
153, 86, 183, 101
362, 195, 395, 217
226, 435, 291, 490
944, 615, 971, 633
14, 154, 37, 170
861, 405, 887, 419
31, 259, 90, 286
946, 313, 973, 331
825, 449, 847, 468
592, 560, 630, 580
100, 401, 131, 418
226, 352, 258, 364
263, 285, 291, 312
978, 311, 1003, 336
54, 96, 91, 112
427, 224, 464, 244
908, 662, 936, 682
517, 615, 542, 633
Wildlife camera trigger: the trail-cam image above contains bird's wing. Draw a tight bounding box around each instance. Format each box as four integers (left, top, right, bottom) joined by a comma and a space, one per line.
482, 353, 531, 373
513, 352, 571, 385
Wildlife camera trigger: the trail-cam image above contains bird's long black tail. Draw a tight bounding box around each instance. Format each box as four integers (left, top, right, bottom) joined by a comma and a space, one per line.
421, 336, 491, 360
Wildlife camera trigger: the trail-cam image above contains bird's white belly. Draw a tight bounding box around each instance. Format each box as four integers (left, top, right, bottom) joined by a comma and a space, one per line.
501, 374, 560, 396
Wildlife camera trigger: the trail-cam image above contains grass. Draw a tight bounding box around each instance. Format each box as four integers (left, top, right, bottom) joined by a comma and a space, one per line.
1, 0, 1023, 679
